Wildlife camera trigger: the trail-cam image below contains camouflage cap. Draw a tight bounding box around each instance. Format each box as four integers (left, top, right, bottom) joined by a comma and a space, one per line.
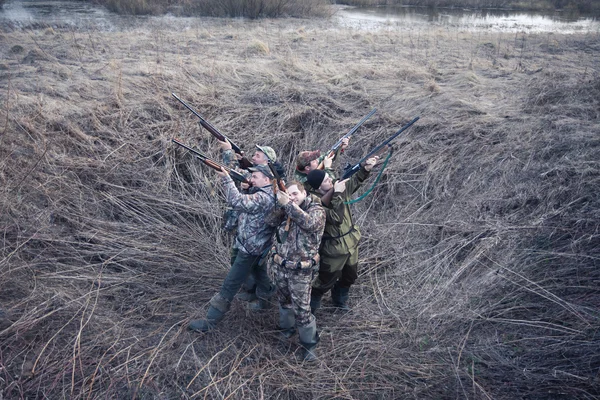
296, 150, 321, 170
255, 145, 277, 162
248, 164, 274, 179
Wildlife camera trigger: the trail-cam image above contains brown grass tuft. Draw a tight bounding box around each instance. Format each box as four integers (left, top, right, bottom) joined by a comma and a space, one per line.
247, 39, 270, 55
0, 17, 599, 400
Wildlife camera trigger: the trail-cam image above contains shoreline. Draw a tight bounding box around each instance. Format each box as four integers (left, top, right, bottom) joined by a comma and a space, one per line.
0, 17, 599, 400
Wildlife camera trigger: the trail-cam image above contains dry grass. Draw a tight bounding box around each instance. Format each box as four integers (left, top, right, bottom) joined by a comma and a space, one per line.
0, 16, 599, 400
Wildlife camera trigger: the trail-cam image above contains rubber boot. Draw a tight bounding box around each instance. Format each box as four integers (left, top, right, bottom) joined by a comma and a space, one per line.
331, 285, 350, 311
298, 320, 320, 362
235, 275, 257, 302
277, 306, 296, 354
235, 290, 257, 302
247, 297, 271, 311
310, 292, 322, 314
248, 285, 275, 311
188, 294, 230, 332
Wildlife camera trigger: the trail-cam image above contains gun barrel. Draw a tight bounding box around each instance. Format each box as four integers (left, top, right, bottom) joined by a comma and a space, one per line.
332, 107, 377, 151
319, 108, 377, 170
172, 138, 250, 184
341, 116, 419, 180
171, 93, 243, 154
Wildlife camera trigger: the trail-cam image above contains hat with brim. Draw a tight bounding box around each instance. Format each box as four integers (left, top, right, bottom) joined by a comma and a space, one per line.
255, 145, 277, 162
297, 150, 321, 170
248, 164, 274, 179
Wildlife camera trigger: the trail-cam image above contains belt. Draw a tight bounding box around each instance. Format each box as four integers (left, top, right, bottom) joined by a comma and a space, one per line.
322, 226, 356, 241
273, 253, 320, 270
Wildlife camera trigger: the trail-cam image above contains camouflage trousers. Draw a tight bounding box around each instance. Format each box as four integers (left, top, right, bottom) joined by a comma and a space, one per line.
271, 263, 316, 327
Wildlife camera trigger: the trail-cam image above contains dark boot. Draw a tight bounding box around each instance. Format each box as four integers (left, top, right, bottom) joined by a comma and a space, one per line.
235, 275, 257, 302
278, 306, 296, 353
188, 294, 230, 332
248, 285, 275, 311
331, 285, 350, 311
235, 290, 257, 302
310, 292, 322, 314
298, 320, 320, 362
247, 297, 272, 311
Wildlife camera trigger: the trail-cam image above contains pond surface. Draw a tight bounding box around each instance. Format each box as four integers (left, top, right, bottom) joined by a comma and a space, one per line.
1, 0, 599, 34
336, 5, 600, 33
0, 0, 139, 30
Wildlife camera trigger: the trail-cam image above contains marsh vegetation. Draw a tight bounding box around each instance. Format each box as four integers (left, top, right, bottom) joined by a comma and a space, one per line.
0, 13, 599, 400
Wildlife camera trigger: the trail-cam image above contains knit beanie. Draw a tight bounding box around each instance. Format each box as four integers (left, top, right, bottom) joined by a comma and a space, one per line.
306, 169, 326, 190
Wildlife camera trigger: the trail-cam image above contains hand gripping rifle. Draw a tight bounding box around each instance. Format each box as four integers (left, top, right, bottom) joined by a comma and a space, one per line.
172, 138, 251, 185
268, 161, 291, 233
341, 116, 420, 180
172, 93, 253, 169
317, 108, 377, 170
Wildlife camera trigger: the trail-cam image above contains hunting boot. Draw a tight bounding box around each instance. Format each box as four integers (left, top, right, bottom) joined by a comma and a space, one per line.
247, 297, 272, 311
278, 306, 296, 353
298, 320, 320, 362
235, 275, 257, 302
188, 294, 230, 332
248, 284, 275, 311
331, 284, 351, 311
310, 292, 323, 314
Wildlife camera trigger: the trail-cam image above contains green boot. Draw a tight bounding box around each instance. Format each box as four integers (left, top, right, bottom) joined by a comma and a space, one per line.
248, 285, 275, 311
298, 320, 320, 362
188, 294, 230, 332
310, 292, 322, 314
278, 306, 296, 353
331, 285, 351, 311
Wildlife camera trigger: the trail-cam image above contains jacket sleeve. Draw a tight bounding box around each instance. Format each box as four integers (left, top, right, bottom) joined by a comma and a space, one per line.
283, 202, 325, 233
325, 193, 345, 226
222, 176, 272, 213
346, 166, 370, 195
222, 149, 238, 169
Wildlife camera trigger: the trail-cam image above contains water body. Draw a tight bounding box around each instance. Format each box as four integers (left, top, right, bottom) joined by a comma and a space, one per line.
336, 5, 600, 33
0, 0, 139, 30
1, 0, 598, 33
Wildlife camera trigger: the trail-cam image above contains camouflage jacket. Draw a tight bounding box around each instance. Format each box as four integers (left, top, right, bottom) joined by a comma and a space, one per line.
267, 195, 326, 267
307, 166, 370, 257
221, 174, 276, 255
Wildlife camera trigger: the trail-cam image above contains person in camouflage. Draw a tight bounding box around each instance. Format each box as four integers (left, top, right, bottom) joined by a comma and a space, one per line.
304, 156, 379, 313
293, 138, 350, 190
266, 181, 326, 361
188, 164, 277, 332
219, 140, 285, 308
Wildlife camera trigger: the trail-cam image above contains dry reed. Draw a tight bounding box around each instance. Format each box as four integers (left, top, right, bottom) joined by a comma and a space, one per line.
0, 15, 599, 400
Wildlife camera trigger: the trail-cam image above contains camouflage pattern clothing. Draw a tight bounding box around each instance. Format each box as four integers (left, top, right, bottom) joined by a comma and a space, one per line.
221, 174, 276, 256
221, 149, 243, 170
268, 194, 326, 326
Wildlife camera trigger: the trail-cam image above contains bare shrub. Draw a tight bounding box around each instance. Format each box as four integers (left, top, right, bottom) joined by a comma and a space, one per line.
0, 18, 598, 400
181, 0, 329, 18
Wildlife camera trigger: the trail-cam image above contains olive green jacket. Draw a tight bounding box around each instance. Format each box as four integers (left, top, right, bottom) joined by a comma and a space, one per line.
309, 166, 370, 257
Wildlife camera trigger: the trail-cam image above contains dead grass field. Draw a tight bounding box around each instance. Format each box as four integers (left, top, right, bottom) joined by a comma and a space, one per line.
0, 16, 599, 399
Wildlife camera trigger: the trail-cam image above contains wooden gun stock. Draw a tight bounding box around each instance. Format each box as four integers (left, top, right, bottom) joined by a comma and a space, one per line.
172, 138, 250, 185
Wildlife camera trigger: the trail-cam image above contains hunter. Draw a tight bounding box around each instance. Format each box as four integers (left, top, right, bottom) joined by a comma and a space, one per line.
188, 163, 277, 332
304, 156, 379, 313
266, 181, 326, 361
293, 137, 350, 190
219, 140, 285, 308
